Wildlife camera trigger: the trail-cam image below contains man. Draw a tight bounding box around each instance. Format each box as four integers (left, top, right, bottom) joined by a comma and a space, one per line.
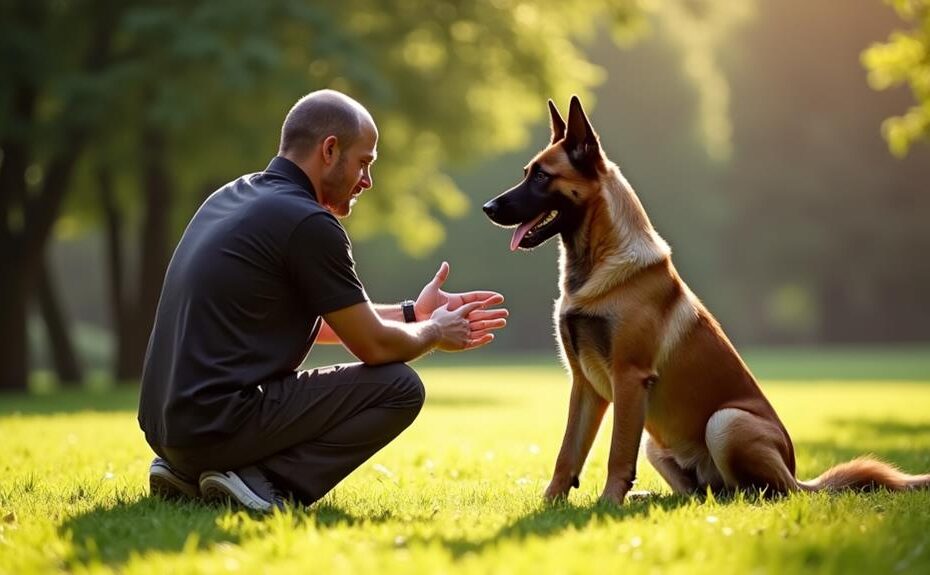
139, 89, 508, 512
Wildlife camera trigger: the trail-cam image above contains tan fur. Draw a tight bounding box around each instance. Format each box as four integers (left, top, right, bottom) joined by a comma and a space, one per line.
512, 99, 930, 503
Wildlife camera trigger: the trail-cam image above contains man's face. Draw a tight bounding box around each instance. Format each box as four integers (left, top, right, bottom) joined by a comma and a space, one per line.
319, 121, 378, 218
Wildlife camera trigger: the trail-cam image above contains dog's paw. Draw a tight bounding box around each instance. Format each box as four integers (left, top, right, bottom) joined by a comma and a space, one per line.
598, 484, 631, 506
543, 476, 576, 501
624, 490, 654, 502
543, 485, 570, 501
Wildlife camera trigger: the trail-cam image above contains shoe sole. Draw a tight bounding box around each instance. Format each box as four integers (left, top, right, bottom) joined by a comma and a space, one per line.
150, 464, 200, 500
199, 472, 273, 513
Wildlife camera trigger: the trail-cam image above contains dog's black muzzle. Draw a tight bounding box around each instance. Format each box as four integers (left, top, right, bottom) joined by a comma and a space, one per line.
483, 182, 537, 226
482, 198, 504, 222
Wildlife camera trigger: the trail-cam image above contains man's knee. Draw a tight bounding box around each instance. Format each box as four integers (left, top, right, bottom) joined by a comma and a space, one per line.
380, 362, 425, 410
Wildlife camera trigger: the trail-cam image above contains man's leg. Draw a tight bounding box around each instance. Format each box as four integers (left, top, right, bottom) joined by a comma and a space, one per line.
162, 362, 425, 506
258, 362, 425, 504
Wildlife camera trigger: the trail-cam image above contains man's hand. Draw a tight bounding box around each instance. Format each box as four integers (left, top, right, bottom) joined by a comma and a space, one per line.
415, 261, 509, 328
431, 295, 505, 352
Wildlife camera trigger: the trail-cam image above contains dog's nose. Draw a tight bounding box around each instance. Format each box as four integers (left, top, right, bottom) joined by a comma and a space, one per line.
482, 201, 497, 218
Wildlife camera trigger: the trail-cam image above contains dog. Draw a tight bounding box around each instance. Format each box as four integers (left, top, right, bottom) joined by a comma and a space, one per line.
482, 96, 930, 504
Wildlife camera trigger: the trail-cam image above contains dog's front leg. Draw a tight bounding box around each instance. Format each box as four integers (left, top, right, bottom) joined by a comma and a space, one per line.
544, 366, 609, 500
601, 367, 650, 505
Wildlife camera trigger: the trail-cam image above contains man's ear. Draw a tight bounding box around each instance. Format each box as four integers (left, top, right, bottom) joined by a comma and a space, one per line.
563, 95, 601, 175
321, 135, 339, 166
548, 99, 566, 144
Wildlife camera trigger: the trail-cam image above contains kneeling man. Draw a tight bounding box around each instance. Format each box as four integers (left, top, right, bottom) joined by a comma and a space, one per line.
139, 90, 507, 512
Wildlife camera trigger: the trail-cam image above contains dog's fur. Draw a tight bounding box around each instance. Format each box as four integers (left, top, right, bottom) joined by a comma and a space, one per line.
483, 96, 930, 503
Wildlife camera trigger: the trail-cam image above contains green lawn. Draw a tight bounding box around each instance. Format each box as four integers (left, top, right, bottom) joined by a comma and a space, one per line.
2, 351, 930, 574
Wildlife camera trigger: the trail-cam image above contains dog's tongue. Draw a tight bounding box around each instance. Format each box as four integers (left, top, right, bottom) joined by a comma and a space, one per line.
510, 212, 547, 252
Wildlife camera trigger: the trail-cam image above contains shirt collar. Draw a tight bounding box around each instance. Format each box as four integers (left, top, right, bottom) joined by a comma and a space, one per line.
265, 156, 317, 200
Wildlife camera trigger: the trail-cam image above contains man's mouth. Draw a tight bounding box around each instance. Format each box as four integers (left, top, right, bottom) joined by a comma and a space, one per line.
510, 210, 559, 251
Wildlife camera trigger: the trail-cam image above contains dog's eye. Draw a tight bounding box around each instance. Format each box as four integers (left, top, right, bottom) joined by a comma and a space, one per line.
535, 171, 550, 182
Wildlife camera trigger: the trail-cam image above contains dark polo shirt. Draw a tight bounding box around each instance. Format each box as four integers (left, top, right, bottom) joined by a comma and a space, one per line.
138, 157, 368, 447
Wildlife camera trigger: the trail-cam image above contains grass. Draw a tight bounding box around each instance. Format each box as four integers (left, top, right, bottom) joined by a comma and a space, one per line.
2, 351, 930, 574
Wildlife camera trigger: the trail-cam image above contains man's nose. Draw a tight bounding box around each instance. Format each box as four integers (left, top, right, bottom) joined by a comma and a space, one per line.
360, 170, 372, 189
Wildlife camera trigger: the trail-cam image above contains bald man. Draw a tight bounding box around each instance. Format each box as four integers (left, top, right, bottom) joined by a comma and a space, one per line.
139, 90, 508, 512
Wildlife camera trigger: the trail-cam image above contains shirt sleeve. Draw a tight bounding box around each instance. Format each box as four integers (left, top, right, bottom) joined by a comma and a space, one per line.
286, 213, 369, 316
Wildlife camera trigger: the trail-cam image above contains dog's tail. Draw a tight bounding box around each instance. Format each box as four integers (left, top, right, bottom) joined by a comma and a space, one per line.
797, 456, 930, 492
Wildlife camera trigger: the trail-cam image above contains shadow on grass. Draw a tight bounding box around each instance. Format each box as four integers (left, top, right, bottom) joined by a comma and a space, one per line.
61, 496, 239, 568
416, 494, 692, 559
60, 496, 383, 569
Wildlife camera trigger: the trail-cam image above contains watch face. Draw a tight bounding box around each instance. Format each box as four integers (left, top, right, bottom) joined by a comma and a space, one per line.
402, 301, 417, 323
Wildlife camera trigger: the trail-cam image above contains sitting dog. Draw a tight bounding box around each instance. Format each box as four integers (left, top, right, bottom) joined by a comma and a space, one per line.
483, 96, 930, 503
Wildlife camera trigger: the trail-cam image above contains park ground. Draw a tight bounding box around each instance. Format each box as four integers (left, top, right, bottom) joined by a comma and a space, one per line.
1, 347, 930, 574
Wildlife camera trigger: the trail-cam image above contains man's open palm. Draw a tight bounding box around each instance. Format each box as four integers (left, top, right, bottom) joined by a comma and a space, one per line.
415, 262, 509, 326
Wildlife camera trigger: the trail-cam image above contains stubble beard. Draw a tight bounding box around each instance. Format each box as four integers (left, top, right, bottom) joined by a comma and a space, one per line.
321, 156, 354, 218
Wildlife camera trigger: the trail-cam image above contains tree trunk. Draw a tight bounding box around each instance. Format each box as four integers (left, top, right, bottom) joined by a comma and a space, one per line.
99, 166, 136, 381
0, 260, 30, 392
36, 256, 83, 385
117, 127, 174, 381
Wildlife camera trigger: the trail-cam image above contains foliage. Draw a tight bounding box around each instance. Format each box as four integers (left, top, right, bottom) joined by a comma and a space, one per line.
56, 0, 754, 254
59, 0, 646, 255
2, 355, 930, 573
862, 0, 930, 157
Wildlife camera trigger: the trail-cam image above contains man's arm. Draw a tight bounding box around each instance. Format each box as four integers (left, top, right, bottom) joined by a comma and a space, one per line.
315, 304, 409, 345
323, 298, 499, 364
316, 261, 508, 345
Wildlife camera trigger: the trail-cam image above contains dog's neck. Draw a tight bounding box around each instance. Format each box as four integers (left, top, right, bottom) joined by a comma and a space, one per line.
560, 164, 671, 300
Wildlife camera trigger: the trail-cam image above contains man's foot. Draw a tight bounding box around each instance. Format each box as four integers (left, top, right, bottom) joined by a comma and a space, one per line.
149, 457, 200, 500
199, 466, 286, 513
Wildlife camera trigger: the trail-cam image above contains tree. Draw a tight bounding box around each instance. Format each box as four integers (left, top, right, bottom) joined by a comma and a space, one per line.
0, 0, 123, 391
862, 0, 930, 157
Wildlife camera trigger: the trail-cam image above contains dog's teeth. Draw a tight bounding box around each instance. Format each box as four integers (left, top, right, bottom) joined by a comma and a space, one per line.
529, 211, 559, 234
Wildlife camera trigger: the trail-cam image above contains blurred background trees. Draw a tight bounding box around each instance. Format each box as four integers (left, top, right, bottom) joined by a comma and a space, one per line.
862, 0, 930, 157
2, 0, 929, 392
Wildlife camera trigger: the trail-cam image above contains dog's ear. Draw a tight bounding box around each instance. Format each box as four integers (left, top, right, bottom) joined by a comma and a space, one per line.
564, 95, 601, 175
548, 99, 566, 144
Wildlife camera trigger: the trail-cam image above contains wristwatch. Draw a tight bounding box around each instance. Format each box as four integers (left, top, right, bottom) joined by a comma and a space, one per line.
401, 300, 417, 323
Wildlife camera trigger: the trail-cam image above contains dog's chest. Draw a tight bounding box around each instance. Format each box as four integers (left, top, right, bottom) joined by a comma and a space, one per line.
559, 310, 614, 401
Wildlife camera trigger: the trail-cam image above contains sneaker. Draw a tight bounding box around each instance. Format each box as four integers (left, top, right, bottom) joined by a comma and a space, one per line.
149, 457, 200, 499
199, 466, 285, 513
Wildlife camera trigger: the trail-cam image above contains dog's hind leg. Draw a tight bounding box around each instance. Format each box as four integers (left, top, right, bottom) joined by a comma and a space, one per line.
645, 436, 699, 494
704, 408, 797, 495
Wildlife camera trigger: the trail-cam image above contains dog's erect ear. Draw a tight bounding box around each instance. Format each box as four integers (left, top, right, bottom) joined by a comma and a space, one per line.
564, 95, 601, 175
548, 99, 566, 144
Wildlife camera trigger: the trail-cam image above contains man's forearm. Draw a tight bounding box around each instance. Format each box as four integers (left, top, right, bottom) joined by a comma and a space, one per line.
318, 302, 412, 346
372, 303, 406, 323
364, 318, 440, 364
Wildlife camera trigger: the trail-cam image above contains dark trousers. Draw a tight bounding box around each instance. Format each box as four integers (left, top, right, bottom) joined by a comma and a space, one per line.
150, 362, 425, 505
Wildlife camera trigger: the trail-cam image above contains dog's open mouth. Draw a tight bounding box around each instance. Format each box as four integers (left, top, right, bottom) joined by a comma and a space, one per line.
510, 210, 560, 251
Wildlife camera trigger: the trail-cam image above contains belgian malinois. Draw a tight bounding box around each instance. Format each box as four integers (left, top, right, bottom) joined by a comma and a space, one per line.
483, 96, 930, 504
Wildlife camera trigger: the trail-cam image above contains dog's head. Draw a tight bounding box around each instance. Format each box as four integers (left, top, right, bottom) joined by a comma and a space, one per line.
483, 96, 605, 251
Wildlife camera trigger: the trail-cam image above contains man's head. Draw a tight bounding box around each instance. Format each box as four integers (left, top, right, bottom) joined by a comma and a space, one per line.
279, 90, 378, 218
